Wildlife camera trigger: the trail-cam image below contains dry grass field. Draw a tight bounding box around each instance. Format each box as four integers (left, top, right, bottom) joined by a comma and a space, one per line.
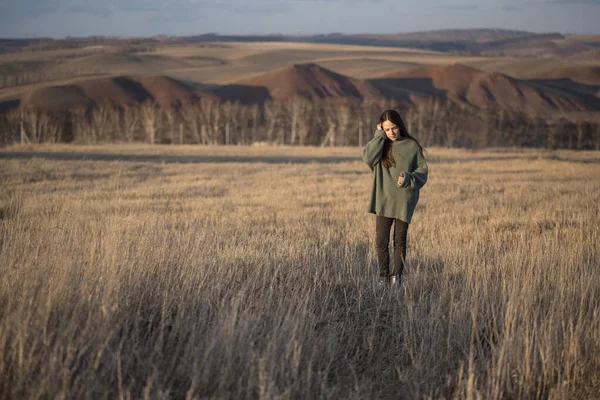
1, 145, 600, 399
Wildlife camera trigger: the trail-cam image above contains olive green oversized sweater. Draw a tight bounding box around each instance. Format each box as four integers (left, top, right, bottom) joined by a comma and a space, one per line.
362, 129, 428, 224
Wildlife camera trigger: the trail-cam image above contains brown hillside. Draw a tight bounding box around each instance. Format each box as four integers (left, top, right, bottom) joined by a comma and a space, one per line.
79, 77, 151, 107
479, 37, 593, 59
535, 66, 600, 86
19, 76, 216, 110
232, 63, 383, 101
379, 64, 592, 113
53, 53, 192, 75
136, 76, 215, 105
21, 85, 93, 110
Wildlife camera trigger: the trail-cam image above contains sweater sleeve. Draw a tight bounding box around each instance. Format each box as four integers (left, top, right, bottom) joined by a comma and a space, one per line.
362, 130, 386, 171
399, 146, 428, 190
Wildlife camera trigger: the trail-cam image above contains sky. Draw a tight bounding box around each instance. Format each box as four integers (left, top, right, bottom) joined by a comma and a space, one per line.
0, 0, 599, 39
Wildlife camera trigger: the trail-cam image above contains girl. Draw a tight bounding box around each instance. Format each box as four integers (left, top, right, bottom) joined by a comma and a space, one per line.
362, 109, 428, 287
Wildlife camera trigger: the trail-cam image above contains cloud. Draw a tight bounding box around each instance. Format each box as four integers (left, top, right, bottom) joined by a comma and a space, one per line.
436, 4, 478, 10
118, 0, 164, 13
65, 4, 113, 17
150, 3, 289, 24
501, 5, 524, 12
150, 14, 200, 23
148, 0, 290, 22
0, 0, 61, 21
233, 4, 290, 13
119, 0, 289, 14
0, 0, 353, 24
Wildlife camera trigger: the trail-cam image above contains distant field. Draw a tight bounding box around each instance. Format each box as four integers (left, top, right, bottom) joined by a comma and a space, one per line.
0, 37, 599, 120
0, 42, 474, 98
2, 40, 599, 99
1, 145, 599, 398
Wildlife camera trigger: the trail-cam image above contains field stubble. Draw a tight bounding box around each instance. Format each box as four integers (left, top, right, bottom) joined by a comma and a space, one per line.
0, 146, 599, 399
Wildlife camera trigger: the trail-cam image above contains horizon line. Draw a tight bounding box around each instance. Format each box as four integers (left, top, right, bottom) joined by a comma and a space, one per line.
1, 27, 593, 41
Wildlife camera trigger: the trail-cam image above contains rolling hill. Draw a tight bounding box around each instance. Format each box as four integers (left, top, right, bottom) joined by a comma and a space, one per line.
182, 29, 582, 56
6, 61, 600, 115
372, 64, 599, 113
212, 63, 383, 103
535, 66, 600, 85
19, 75, 217, 110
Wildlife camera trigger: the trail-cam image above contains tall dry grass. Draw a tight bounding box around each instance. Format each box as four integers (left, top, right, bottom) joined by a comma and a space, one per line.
0, 146, 599, 399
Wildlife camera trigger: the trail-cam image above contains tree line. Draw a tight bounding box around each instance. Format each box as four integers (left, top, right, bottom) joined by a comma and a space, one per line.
0, 69, 105, 89
0, 37, 157, 55
1, 97, 599, 150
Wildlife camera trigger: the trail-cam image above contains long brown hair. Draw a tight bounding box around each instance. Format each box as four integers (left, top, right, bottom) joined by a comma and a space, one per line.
380, 109, 425, 168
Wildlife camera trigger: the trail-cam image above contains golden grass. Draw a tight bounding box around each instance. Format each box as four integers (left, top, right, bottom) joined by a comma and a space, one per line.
1, 146, 599, 399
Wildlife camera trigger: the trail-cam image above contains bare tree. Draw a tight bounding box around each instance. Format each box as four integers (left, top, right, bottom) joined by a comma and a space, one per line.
199, 98, 220, 145
360, 98, 379, 146
250, 104, 260, 144
337, 100, 354, 146
90, 105, 116, 143
222, 101, 241, 145
320, 102, 338, 147
181, 104, 200, 144
287, 97, 301, 145
235, 104, 250, 145
576, 120, 586, 150
287, 97, 313, 146
20, 108, 53, 144
164, 106, 178, 144
122, 106, 140, 143
297, 99, 313, 146
70, 109, 94, 144
139, 102, 162, 145
413, 102, 427, 144
44, 113, 63, 143
424, 97, 450, 146
546, 122, 560, 150
18, 109, 31, 144
198, 99, 213, 145
224, 102, 232, 145
4, 95, 599, 149
178, 121, 184, 144
0, 109, 21, 145
443, 110, 460, 147
264, 101, 282, 144
211, 99, 222, 145
479, 108, 492, 148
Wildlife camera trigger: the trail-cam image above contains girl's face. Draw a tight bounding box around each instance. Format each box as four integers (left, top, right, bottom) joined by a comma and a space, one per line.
382, 120, 400, 141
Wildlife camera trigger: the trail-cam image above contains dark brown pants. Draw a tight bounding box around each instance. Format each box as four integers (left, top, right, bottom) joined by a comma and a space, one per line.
375, 216, 409, 279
